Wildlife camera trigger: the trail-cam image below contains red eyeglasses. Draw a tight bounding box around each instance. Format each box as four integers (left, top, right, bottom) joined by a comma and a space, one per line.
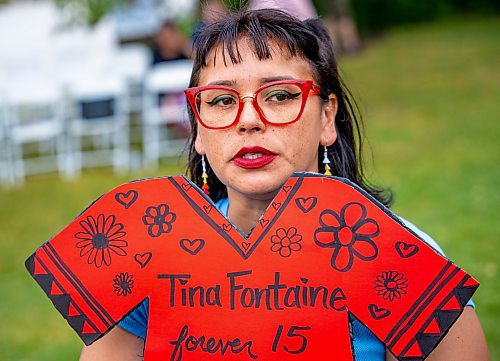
184, 80, 322, 130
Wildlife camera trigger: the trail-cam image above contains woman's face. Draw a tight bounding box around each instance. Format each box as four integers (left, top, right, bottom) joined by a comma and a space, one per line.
194, 39, 337, 201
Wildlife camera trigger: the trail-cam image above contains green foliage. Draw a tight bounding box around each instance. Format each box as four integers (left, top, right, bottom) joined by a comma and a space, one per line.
221, 0, 249, 11
54, 0, 128, 26
0, 17, 498, 360
349, 0, 500, 33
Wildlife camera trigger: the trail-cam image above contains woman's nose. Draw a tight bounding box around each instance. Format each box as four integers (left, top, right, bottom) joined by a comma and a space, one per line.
236, 97, 267, 133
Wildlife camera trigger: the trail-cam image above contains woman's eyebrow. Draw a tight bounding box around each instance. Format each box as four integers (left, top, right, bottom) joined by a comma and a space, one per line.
206, 80, 236, 86
206, 76, 296, 87
259, 76, 295, 85
259, 75, 296, 86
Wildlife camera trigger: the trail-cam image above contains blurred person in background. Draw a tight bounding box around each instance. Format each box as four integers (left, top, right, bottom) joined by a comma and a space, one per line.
191, 0, 228, 37
248, 0, 317, 20
201, 0, 228, 22
151, 20, 191, 65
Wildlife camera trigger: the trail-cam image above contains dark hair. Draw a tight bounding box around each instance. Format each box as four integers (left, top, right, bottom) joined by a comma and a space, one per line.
185, 8, 392, 207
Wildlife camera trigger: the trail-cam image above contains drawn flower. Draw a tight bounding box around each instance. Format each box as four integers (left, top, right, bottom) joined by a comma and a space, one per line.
113, 272, 134, 297
75, 214, 128, 268
270, 227, 302, 257
314, 202, 379, 272
374, 271, 408, 301
142, 204, 176, 237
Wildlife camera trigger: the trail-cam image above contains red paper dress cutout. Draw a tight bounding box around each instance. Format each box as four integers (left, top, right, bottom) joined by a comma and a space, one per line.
26, 173, 478, 360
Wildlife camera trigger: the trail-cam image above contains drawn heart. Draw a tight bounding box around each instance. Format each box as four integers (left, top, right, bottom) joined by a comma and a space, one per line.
203, 205, 213, 214
180, 238, 205, 255
134, 252, 152, 269
259, 219, 269, 228
295, 197, 317, 213
115, 190, 138, 209
368, 304, 391, 320
283, 185, 292, 193
179, 279, 188, 285
272, 202, 282, 211
222, 223, 232, 232
181, 183, 192, 191
241, 242, 251, 251
395, 241, 419, 258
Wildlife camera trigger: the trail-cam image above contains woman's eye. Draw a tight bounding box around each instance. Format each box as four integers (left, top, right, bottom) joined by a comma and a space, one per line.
207, 95, 236, 107
266, 91, 301, 102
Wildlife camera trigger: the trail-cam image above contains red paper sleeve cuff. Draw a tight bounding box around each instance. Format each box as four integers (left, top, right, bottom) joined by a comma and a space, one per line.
384, 265, 478, 360
26, 246, 115, 345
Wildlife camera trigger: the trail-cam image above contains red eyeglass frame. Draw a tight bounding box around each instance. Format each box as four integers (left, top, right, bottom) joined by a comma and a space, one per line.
184, 79, 322, 130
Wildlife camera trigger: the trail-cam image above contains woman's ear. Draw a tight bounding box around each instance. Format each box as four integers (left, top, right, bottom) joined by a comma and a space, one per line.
194, 131, 205, 155
320, 94, 338, 146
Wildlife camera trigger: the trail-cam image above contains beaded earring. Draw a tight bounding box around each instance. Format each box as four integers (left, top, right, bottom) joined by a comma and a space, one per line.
201, 155, 210, 195
322, 145, 332, 175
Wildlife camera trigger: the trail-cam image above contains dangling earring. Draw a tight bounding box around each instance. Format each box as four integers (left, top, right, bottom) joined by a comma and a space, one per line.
201, 155, 210, 195
322, 144, 332, 176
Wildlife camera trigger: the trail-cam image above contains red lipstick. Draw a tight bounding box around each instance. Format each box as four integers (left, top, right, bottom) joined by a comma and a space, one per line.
232, 146, 277, 169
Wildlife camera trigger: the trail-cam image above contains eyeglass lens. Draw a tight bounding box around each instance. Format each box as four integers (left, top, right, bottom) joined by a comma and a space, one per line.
195, 83, 304, 128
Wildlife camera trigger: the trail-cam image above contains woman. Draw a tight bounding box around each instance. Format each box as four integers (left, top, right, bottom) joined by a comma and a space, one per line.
81, 8, 488, 361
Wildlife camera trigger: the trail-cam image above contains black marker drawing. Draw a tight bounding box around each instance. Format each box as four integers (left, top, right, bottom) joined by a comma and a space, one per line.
115, 190, 138, 209
374, 271, 408, 302
314, 202, 379, 272
270, 227, 302, 258
134, 252, 153, 268
295, 197, 317, 213
369, 304, 391, 320
180, 239, 205, 255
142, 204, 176, 237
395, 241, 419, 258
75, 214, 128, 268
113, 272, 134, 297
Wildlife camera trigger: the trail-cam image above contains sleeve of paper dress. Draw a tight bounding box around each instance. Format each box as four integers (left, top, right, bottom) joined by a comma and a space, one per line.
25, 173, 478, 361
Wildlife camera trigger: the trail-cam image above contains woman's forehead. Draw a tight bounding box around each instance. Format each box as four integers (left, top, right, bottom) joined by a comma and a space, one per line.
204, 37, 301, 69
198, 46, 314, 87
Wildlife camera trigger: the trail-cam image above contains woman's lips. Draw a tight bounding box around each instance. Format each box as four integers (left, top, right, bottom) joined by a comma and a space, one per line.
232, 146, 277, 169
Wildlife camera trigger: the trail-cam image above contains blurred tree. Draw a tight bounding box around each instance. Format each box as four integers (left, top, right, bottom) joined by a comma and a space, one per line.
54, 0, 127, 25
348, 0, 500, 33
222, 0, 249, 10
51, 0, 241, 28
314, 0, 361, 54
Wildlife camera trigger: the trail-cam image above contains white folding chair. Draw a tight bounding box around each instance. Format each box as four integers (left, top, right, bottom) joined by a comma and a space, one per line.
114, 44, 152, 114
3, 75, 71, 185
0, 94, 14, 187
65, 74, 130, 178
142, 59, 193, 168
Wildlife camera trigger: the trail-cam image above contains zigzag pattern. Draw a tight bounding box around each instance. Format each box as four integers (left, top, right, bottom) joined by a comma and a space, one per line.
25, 254, 101, 345
398, 276, 478, 360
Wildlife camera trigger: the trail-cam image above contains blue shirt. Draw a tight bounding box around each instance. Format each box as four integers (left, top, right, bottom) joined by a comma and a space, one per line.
119, 197, 472, 360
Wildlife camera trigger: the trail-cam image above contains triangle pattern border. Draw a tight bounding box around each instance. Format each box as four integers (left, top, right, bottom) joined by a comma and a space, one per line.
398, 276, 479, 360
25, 254, 101, 345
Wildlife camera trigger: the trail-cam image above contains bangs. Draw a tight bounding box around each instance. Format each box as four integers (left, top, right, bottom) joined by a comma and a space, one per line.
192, 9, 317, 68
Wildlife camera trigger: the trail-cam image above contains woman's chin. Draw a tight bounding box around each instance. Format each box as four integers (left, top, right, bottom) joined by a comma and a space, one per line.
227, 175, 290, 200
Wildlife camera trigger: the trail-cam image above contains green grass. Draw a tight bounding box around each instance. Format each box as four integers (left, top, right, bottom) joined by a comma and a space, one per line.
1, 17, 499, 360
342, 16, 500, 357
0, 164, 183, 360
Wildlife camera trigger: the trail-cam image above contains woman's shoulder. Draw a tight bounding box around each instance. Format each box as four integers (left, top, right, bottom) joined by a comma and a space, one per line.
397, 217, 446, 256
